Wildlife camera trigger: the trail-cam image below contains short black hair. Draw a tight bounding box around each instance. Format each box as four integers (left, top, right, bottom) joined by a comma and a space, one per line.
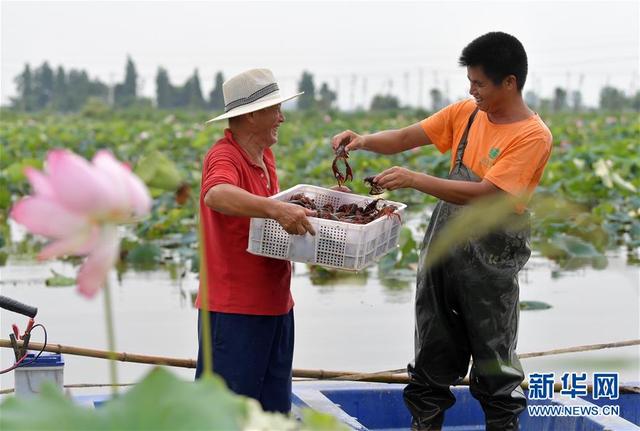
459, 32, 528, 91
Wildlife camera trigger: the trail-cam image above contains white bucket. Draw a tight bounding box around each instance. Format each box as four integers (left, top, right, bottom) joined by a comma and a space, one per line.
14, 353, 64, 398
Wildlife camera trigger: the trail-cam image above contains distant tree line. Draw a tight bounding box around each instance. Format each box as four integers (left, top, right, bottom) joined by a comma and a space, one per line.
156, 68, 218, 110
12, 62, 110, 112
525, 87, 640, 113
296, 71, 337, 111
9, 57, 640, 113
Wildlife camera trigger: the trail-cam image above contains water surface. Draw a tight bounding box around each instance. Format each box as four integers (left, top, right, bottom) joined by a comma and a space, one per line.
1, 250, 638, 395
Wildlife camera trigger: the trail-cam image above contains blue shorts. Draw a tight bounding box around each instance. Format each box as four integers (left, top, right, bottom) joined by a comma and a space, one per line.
195, 309, 294, 414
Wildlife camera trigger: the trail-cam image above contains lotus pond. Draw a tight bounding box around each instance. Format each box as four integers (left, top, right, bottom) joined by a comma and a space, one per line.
0, 108, 638, 391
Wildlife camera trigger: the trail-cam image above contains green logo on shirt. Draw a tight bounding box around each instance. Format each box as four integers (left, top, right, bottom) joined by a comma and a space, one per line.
489, 147, 500, 159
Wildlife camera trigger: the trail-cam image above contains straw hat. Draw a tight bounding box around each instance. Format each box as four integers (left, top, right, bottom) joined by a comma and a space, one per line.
206, 68, 303, 122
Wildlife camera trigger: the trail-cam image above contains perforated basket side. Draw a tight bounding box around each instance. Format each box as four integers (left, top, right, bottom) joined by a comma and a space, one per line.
315, 223, 347, 268
374, 210, 404, 260
260, 218, 291, 259
310, 191, 343, 210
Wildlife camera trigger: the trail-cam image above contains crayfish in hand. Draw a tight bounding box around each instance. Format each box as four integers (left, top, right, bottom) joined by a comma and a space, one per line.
332, 137, 353, 187
363, 176, 384, 195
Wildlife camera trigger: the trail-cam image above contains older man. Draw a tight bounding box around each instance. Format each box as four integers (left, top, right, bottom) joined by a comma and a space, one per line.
195, 69, 315, 414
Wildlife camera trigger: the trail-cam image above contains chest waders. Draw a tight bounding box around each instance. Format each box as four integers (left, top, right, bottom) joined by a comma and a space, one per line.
404, 109, 531, 431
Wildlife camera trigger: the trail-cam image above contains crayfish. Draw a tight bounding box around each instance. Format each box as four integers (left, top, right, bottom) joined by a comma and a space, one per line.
375, 204, 402, 223
288, 193, 401, 225
332, 137, 353, 187
363, 176, 384, 195
289, 193, 315, 208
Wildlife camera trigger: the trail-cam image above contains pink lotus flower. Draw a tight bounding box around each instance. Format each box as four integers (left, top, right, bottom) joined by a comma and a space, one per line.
10, 149, 151, 298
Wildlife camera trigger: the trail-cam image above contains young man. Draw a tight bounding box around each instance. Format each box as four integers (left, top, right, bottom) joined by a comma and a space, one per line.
195, 69, 316, 414
332, 32, 552, 430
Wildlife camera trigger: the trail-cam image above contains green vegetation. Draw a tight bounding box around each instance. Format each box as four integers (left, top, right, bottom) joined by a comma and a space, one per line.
44, 270, 76, 287
0, 109, 638, 274
0, 367, 348, 430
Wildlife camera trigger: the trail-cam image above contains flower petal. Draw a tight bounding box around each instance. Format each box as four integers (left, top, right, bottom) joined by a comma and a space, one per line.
24, 167, 55, 198
92, 150, 131, 213
76, 226, 120, 298
46, 149, 116, 216
125, 173, 152, 217
38, 225, 101, 260
93, 151, 152, 218
10, 196, 90, 239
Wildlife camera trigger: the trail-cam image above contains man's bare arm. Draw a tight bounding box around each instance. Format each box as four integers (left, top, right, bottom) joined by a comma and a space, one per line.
375, 167, 502, 205
204, 184, 316, 235
411, 175, 501, 205
332, 123, 432, 155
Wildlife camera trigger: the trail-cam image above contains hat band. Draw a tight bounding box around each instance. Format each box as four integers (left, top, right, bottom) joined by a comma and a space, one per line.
224, 83, 279, 113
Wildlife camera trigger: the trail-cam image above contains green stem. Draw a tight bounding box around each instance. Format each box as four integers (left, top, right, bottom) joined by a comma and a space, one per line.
103, 280, 119, 395
198, 221, 213, 376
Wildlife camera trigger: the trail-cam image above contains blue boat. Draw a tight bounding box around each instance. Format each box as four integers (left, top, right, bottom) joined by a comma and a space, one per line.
289, 381, 640, 431
77, 381, 640, 430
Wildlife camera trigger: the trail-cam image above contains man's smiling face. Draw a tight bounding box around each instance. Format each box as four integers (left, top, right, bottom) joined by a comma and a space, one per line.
467, 65, 509, 113
253, 103, 284, 146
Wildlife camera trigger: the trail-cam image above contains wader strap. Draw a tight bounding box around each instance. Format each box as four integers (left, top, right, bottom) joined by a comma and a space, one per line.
452, 108, 480, 169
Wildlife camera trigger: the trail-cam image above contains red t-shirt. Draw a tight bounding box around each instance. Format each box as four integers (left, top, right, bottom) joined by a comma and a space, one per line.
195, 129, 293, 315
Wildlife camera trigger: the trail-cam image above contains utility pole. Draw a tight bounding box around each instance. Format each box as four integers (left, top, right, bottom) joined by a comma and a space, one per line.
139, 76, 145, 101
404, 71, 409, 107
349, 74, 356, 111
361, 77, 367, 111
108, 72, 115, 106
444, 79, 450, 104
418, 68, 424, 108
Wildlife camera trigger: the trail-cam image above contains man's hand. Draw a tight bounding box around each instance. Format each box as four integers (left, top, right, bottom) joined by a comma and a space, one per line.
271, 201, 317, 235
331, 130, 366, 152
374, 166, 417, 191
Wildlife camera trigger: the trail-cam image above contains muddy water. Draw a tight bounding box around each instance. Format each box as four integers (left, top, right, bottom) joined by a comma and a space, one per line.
1, 251, 638, 395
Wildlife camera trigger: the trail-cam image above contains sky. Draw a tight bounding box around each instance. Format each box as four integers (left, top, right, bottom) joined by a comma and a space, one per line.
1, 0, 639, 110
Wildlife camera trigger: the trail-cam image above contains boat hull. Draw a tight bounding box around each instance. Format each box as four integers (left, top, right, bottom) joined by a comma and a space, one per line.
75, 380, 639, 430
292, 381, 640, 431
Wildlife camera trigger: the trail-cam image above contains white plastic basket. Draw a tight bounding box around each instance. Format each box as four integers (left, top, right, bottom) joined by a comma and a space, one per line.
247, 184, 407, 271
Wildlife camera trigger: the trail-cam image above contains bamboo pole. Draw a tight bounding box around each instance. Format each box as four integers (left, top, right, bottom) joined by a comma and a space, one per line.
0, 340, 407, 382
1, 378, 638, 396
345, 339, 640, 377
293, 373, 639, 394
0, 340, 196, 368
1, 338, 638, 391
519, 339, 640, 359
0, 383, 135, 395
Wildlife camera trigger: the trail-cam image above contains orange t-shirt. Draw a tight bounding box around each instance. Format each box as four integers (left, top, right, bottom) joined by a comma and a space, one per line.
420, 99, 552, 198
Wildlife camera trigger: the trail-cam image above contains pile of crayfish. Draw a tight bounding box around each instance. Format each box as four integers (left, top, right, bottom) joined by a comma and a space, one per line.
288, 193, 400, 225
